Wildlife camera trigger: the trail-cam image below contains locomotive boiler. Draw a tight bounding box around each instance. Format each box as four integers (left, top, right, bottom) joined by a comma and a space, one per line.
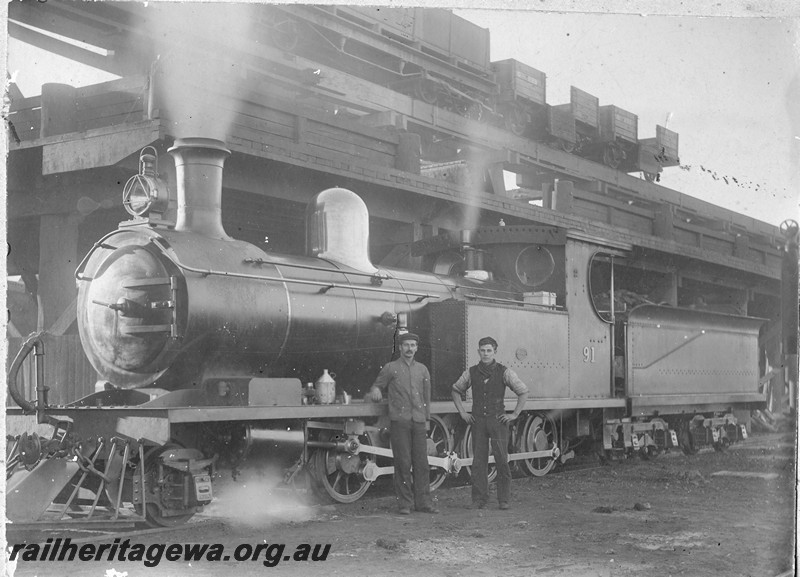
7, 138, 767, 528
75, 138, 509, 393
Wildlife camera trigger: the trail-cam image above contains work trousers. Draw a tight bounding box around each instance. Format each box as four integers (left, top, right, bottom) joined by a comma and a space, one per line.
390, 419, 432, 510
471, 416, 511, 505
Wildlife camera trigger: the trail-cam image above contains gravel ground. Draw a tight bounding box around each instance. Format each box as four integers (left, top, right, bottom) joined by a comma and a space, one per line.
6, 430, 796, 577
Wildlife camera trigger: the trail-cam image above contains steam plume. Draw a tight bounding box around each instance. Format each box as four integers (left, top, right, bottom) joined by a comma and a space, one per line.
144, 3, 258, 140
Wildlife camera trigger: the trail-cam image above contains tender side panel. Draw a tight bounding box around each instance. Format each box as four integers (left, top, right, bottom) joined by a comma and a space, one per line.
627, 305, 764, 409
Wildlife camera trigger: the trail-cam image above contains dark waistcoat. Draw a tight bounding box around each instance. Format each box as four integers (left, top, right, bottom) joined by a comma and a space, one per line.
469, 362, 507, 418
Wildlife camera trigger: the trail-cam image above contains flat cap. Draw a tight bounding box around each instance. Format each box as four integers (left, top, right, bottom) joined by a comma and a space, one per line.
397, 332, 420, 344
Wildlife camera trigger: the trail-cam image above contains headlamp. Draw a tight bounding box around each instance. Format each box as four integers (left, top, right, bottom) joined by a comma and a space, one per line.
123, 146, 168, 217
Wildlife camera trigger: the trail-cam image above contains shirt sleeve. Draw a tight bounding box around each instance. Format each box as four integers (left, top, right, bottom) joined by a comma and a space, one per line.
451, 369, 472, 394
503, 368, 529, 395
372, 363, 392, 391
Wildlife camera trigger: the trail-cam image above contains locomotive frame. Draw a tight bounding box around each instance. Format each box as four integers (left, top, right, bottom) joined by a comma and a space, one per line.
6, 138, 769, 528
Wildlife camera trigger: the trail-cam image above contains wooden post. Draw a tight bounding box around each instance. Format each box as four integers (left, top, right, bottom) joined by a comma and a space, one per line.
486, 163, 506, 195
733, 233, 749, 259
408, 222, 435, 270
780, 223, 799, 412
654, 203, 675, 241
40, 83, 78, 138
294, 116, 307, 144
396, 132, 421, 174
541, 183, 554, 209
552, 180, 574, 213
653, 271, 678, 306
38, 213, 79, 330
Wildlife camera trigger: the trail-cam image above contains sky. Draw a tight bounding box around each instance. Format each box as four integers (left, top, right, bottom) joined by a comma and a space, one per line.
456, 9, 800, 228
5, 3, 800, 228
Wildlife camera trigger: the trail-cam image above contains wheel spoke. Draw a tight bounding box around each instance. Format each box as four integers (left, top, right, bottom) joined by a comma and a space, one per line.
332, 471, 343, 493
520, 413, 557, 477
311, 434, 373, 504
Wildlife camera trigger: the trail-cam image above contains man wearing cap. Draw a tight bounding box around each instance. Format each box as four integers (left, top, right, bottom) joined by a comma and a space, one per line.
451, 336, 528, 510
370, 332, 439, 515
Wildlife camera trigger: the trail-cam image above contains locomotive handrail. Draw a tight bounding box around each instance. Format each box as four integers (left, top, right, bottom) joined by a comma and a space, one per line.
75, 229, 125, 281
7, 331, 50, 424
150, 238, 442, 301
243, 257, 391, 281
463, 292, 563, 310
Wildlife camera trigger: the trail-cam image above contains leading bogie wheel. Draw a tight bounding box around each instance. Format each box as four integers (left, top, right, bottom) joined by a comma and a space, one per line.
136, 444, 197, 527
309, 431, 375, 504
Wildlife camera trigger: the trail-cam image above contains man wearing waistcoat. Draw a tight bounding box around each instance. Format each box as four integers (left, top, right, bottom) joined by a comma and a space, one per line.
370, 332, 439, 516
451, 336, 529, 510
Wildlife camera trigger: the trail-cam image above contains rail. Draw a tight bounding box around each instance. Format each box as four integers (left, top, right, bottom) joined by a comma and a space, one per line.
148, 237, 442, 302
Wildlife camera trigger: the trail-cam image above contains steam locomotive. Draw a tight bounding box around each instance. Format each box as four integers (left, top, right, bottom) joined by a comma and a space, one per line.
7, 138, 764, 527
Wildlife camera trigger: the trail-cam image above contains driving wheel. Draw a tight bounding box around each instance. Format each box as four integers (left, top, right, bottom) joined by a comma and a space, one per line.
459, 424, 497, 483
519, 413, 557, 477
427, 415, 454, 490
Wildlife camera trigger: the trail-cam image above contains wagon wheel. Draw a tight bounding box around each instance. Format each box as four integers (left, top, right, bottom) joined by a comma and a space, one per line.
640, 429, 666, 460
309, 431, 374, 504
427, 415, 454, 491
602, 144, 624, 169
271, 19, 298, 52
459, 424, 497, 483
465, 102, 484, 121
713, 436, 731, 452
558, 138, 576, 153
135, 444, 197, 527
779, 219, 799, 238
713, 427, 732, 452
638, 437, 661, 460
679, 422, 698, 456
642, 445, 661, 459
520, 413, 557, 477
548, 138, 575, 154
415, 78, 439, 105
602, 448, 622, 463
503, 105, 527, 137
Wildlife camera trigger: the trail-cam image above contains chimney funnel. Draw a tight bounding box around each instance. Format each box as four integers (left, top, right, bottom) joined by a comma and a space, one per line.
169, 137, 230, 239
